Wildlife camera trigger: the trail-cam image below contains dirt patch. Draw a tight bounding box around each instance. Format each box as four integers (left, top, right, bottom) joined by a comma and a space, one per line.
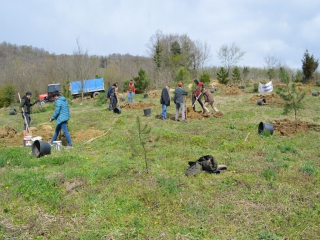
121, 102, 157, 109
248, 93, 283, 104
64, 179, 85, 192
184, 107, 224, 120
297, 87, 312, 94
271, 118, 320, 136
72, 129, 104, 143
0, 126, 17, 138
146, 90, 161, 98
223, 85, 244, 95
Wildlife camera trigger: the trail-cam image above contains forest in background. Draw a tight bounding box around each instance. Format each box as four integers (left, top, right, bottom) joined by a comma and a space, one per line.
0, 30, 319, 103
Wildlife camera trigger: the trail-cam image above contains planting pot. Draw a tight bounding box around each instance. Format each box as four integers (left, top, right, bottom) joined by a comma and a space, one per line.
258, 122, 274, 135
312, 91, 318, 96
32, 140, 51, 158
257, 99, 266, 105
9, 109, 17, 115
214, 86, 218, 91
121, 97, 126, 101
240, 86, 245, 89
143, 108, 151, 116
144, 94, 148, 98
113, 107, 121, 114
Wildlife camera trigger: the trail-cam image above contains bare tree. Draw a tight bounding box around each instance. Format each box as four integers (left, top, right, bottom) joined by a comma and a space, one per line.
217, 42, 245, 75
73, 37, 100, 100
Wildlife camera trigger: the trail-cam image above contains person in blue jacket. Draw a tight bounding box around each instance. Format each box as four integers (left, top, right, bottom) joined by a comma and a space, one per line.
49, 91, 73, 148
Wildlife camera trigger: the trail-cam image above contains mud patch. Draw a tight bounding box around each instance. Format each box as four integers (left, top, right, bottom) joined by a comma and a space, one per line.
248, 93, 283, 104
271, 118, 320, 136
121, 102, 157, 109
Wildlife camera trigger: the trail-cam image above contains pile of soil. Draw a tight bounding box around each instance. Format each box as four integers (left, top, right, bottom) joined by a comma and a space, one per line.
121, 102, 157, 109
248, 93, 283, 104
271, 118, 320, 136
0, 126, 17, 138
223, 85, 244, 95
297, 87, 312, 94
185, 107, 224, 120
147, 91, 161, 98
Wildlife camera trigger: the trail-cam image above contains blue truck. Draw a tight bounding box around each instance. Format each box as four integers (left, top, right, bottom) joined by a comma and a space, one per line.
70, 77, 105, 98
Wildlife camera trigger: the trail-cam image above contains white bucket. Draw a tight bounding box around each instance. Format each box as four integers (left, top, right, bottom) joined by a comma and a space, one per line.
53, 141, 62, 151
23, 136, 33, 147
32, 136, 43, 143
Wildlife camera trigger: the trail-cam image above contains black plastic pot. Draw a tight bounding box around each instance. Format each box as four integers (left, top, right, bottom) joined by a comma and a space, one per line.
257, 99, 266, 105
312, 91, 318, 96
144, 94, 148, 98
113, 107, 121, 114
32, 140, 51, 158
214, 86, 218, 91
258, 122, 274, 135
9, 109, 17, 115
143, 108, 151, 116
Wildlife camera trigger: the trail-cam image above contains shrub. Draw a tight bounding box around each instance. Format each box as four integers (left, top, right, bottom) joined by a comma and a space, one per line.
0, 83, 15, 107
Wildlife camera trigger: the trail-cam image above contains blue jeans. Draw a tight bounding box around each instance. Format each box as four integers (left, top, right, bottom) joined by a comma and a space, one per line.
51, 121, 72, 146
162, 104, 167, 118
128, 92, 134, 103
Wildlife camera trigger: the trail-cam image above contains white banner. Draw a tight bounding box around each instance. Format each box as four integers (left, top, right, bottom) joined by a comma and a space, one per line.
258, 81, 273, 93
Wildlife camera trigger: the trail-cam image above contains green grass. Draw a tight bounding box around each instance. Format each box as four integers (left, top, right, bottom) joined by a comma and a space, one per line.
0, 86, 320, 239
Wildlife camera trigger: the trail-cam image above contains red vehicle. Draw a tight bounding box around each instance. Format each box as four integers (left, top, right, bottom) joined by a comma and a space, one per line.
38, 83, 61, 105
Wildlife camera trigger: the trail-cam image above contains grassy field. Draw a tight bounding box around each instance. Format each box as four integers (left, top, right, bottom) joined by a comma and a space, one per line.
0, 83, 320, 240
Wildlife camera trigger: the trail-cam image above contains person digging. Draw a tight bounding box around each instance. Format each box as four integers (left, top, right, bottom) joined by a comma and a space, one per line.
19, 91, 38, 136
201, 87, 219, 114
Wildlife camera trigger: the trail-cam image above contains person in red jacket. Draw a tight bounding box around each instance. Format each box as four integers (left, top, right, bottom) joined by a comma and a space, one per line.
127, 79, 135, 103
192, 79, 204, 112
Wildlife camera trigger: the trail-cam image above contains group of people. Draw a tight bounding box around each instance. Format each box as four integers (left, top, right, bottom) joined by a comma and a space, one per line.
160, 79, 219, 122
19, 91, 73, 148
106, 80, 136, 112
19, 79, 217, 148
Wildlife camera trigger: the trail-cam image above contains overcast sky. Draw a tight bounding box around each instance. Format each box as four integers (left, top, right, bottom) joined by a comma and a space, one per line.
1, 0, 320, 69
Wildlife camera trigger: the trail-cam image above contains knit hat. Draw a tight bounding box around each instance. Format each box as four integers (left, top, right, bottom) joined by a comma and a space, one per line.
26, 91, 32, 96
178, 82, 182, 87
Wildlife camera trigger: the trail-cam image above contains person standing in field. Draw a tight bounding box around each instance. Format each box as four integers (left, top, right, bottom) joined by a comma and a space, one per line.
19, 91, 37, 136
49, 91, 73, 148
107, 83, 118, 111
160, 85, 170, 120
174, 82, 188, 122
127, 79, 135, 103
201, 87, 219, 114
192, 79, 205, 113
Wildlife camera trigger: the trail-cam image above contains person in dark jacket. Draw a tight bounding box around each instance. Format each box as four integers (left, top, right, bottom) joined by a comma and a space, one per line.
174, 82, 188, 122
160, 85, 170, 120
192, 79, 205, 112
19, 91, 37, 136
107, 83, 118, 111
49, 91, 73, 148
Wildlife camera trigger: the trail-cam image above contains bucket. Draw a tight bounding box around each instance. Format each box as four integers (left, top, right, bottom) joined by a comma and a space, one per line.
258, 122, 274, 135
113, 107, 121, 114
32, 136, 42, 143
144, 94, 148, 98
23, 136, 33, 147
53, 140, 62, 151
143, 108, 151, 116
257, 99, 266, 105
312, 91, 318, 96
32, 140, 51, 157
